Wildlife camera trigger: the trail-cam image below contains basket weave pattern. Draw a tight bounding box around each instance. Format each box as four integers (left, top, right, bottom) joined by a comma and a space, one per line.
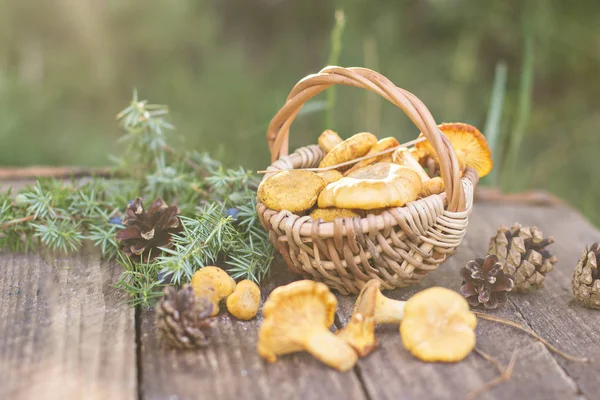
257, 67, 479, 294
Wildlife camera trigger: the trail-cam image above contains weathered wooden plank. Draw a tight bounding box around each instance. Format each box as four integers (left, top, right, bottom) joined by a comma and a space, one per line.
475, 203, 600, 398
335, 202, 596, 400
0, 245, 136, 400
139, 263, 367, 400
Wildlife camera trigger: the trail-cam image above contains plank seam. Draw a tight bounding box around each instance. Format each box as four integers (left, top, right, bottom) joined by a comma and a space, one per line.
334, 313, 373, 400
508, 298, 587, 400
135, 305, 143, 400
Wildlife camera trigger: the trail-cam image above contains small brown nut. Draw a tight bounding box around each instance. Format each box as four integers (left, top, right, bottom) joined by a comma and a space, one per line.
318, 129, 343, 153
309, 208, 361, 222
191, 266, 236, 316
318, 132, 378, 170
258, 170, 326, 213
226, 280, 261, 320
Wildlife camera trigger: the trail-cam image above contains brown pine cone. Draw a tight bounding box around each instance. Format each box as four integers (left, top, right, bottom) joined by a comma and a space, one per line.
115, 197, 183, 262
572, 243, 600, 309
488, 223, 557, 292
460, 255, 515, 309
156, 285, 217, 349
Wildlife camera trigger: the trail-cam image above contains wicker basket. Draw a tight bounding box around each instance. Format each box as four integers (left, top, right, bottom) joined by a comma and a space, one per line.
257, 66, 479, 294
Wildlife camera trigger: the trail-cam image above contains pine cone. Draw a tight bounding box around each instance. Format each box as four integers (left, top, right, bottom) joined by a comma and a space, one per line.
460, 255, 515, 309
572, 243, 600, 309
115, 198, 183, 262
488, 223, 557, 292
156, 285, 217, 349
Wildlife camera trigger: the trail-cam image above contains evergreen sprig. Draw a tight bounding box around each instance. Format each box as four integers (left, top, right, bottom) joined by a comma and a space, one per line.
0, 91, 275, 308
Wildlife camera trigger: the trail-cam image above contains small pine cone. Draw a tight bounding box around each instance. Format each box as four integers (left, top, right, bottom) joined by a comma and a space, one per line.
488, 223, 557, 292
156, 285, 217, 349
572, 243, 600, 309
115, 198, 183, 262
460, 255, 515, 309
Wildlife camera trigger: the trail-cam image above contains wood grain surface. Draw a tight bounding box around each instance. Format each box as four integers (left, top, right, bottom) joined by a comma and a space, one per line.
0, 245, 136, 400
1, 196, 599, 400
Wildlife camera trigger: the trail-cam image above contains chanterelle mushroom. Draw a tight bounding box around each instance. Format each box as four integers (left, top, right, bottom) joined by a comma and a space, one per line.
318, 129, 343, 153
257, 280, 358, 371
354, 279, 406, 324
226, 280, 261, 320
191, 266, 237, 317
336, 280, 384, 357
318, 162, 422, 210
400, 287, 477, 363
392, 147, 444, 197
415, 122, 492, 178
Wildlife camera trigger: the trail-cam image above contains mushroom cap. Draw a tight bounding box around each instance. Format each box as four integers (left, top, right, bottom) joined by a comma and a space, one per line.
318, 129, 343, 153
226, 280, 261, 320
317, 169, 344, 185
309, 207, 362, 222
420, 177, 445, 197
191, 266, 237, 317
318, 162, 423, 210
257, 280, 338, 361
258, 170, 326, 213
392, 147, 431, 182
344, 137, 400, 175
318, 132, 378, 170
415, 123, 492, 178
400, 287, 477, 363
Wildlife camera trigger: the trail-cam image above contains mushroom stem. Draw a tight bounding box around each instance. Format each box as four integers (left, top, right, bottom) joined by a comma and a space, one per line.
356, 280, 406, 325
373, 295, 406, 324
304, 329, 358, 372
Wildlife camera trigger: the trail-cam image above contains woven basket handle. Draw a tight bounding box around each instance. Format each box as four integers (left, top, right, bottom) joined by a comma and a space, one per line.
266, 66, 466, 212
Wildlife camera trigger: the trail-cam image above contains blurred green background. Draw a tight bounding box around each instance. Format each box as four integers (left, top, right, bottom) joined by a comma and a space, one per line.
1, 0, 599, 222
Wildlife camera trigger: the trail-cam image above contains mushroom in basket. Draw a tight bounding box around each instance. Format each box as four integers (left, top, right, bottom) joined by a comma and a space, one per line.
415, 122, 493, 178
392, 147, 445, 197
344, 136, 400, 175
257, 170, 326, 213
318, 132, 378, 171
318, 162, 422, 210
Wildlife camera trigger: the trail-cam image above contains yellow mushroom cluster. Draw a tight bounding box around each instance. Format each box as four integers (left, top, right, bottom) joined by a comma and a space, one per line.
257, 279, 477, 371
191, 266, 261, 320
258, 125, 492, 219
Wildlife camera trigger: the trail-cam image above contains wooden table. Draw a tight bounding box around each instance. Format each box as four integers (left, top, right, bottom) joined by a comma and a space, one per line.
1, 188, 599, 400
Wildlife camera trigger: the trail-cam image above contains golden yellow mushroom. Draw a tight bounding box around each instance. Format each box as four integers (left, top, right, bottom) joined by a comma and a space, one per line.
400, 287, 477, 363
318, 162, 422, 210
257, 280, 358, 371
257, 170, 326, 213
318, 132, 378, 170
344, 137, 400, 175
226, 280, 261, 320
392, 147, 444, 198
415, 122, 493, 178
318, 129, 343, 153
317, 169, 344, 185
191, 266, 237, 317
309, 207, 362, 222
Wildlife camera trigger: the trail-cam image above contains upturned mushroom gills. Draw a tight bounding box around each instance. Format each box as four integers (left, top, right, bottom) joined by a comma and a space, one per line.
415, 122, 493, 178
318, 129, 343, 153
392, 147, 445, 197
191, 266, 237, 317
355, 279, 406, 325
257, 280, 358, 372
400, 287, 477, 363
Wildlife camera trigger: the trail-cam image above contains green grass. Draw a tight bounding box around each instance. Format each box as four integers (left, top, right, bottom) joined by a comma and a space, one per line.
1, 0, 600, 224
